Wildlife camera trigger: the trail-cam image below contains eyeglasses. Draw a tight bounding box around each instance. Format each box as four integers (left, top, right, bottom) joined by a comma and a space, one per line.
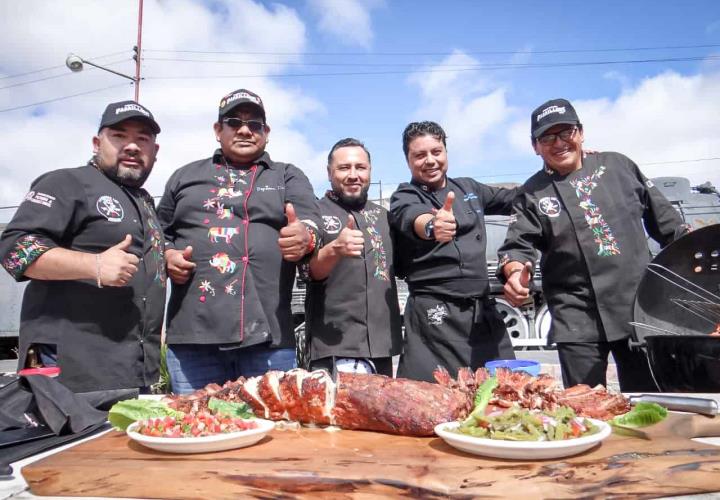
537, 127, 577, 146
222, 117, 265, 133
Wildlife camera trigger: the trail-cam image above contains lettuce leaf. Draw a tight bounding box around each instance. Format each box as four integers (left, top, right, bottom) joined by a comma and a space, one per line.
610, 402, 668, 436
108, 399, 182, 431
208, 398, 254, 419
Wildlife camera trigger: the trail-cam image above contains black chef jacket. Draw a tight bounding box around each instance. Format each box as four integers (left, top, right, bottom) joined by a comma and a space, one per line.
304, 191, 402, 361
497, 152, 686, 343
0, 164, 167, 392
157, 150, 321, 348
390, 177, 518, 297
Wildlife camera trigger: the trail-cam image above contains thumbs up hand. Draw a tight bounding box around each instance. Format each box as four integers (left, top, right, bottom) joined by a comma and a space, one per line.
279, 202, 311, 262
433, 191, 457, 243
98, 234, 140, 286
166, 245, 196, 285
333, 214, 364, 257
503, 261, 534, 306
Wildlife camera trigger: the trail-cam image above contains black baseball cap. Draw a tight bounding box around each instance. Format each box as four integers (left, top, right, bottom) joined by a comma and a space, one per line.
218, 88, 266, 121
531, 98, 580, 139
98, 100, 160, 134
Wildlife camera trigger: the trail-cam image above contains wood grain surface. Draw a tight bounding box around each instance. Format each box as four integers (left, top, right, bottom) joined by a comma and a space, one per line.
23, 413, 720, 499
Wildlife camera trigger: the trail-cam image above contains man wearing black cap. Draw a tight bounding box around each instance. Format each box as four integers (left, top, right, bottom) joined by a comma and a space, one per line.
497, 98, 688, 391
0, 100, 166, 392
157, 88, 321, 394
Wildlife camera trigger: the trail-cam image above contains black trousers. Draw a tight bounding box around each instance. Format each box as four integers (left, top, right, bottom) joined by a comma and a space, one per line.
556, 338, 658, 392
397, 294, 515, 382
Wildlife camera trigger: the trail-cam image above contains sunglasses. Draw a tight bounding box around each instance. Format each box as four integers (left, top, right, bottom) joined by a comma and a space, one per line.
537, 127, 578, 146
222, 117, 265, 133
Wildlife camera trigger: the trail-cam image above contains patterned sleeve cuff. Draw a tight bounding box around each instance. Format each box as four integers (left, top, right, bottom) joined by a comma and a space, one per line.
300, 220, 321, 256
2, 235, 54, 280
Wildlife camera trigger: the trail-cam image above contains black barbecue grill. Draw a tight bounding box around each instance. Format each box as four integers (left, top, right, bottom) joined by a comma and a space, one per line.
632, 224, 720, 392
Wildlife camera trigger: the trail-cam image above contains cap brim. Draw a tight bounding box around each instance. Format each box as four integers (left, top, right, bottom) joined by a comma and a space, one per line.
100, 116, 160, 134
532, 120, 578, 139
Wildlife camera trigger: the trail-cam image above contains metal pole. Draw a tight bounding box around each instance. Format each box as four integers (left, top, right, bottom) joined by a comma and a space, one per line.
379, 180, 383, 204
79, 60, 136, 81
134, 0, 144, 102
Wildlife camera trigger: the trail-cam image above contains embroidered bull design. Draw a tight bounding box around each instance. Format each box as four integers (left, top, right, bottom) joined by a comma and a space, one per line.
209, 252, 237, 274
208, 226, 240, 244
217, 187, 242, 199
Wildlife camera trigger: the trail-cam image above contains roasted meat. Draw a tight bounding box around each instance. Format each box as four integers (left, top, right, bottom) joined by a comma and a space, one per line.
164, 366, 630, 436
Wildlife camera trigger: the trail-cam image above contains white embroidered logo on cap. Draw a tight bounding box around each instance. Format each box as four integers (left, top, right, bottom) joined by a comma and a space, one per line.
538, 196, 561, 218
536, 105, 566, 122
115, 103, 150, 117
224, 91, 262, 107
96, 195, 124, 222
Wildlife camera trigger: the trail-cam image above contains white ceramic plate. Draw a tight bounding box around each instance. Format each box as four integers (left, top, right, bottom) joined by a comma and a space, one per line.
126, 418, 275, 454
434, 418, 612, 460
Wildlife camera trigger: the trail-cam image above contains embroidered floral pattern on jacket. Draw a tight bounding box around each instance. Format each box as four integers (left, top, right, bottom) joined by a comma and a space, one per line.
361, 208, 390, 281
570, 166, 620, 257
141, 195, 167, 286
2, 235, 51, 279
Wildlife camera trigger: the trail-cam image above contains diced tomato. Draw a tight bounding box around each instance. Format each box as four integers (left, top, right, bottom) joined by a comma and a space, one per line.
569, 419, 585, 437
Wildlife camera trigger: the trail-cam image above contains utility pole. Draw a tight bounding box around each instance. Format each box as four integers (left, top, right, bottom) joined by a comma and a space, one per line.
133, 0, 144, 102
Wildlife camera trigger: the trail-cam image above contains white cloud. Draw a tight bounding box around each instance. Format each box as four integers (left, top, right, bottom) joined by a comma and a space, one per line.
585, 71, 720, 187
508, 70, 720, 189
308, 0, 382, 49
407, 51, 521, 175
0, 0, 328, 221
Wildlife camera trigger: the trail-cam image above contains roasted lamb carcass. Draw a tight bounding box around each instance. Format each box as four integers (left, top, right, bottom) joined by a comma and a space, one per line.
165, 368, 473, 436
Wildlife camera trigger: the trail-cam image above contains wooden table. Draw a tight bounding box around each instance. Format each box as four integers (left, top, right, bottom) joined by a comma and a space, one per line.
21, 412, 720, 499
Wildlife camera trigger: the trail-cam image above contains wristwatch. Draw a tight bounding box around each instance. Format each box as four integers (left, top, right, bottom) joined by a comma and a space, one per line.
424, 217, 436, 239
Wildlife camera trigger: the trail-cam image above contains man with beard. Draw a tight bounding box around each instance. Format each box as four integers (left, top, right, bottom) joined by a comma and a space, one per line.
498, 98, 688, 391
390, 121, 517, 382
0, 101, 166, 392
303, 138, 402, 376
157, 89, 321, 393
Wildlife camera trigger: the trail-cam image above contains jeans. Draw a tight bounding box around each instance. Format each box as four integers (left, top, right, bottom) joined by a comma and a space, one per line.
166, 343, 296, 395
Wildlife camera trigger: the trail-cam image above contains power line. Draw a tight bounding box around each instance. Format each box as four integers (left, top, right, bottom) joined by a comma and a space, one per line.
142, 53, 716, 68
0, 51, 132, 80
143, 43, 720, 57
143, 55, 719, 80
0, 83, 131, 113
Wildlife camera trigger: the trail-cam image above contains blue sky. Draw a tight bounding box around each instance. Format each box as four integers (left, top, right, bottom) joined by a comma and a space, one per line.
1, 0, 719, 220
